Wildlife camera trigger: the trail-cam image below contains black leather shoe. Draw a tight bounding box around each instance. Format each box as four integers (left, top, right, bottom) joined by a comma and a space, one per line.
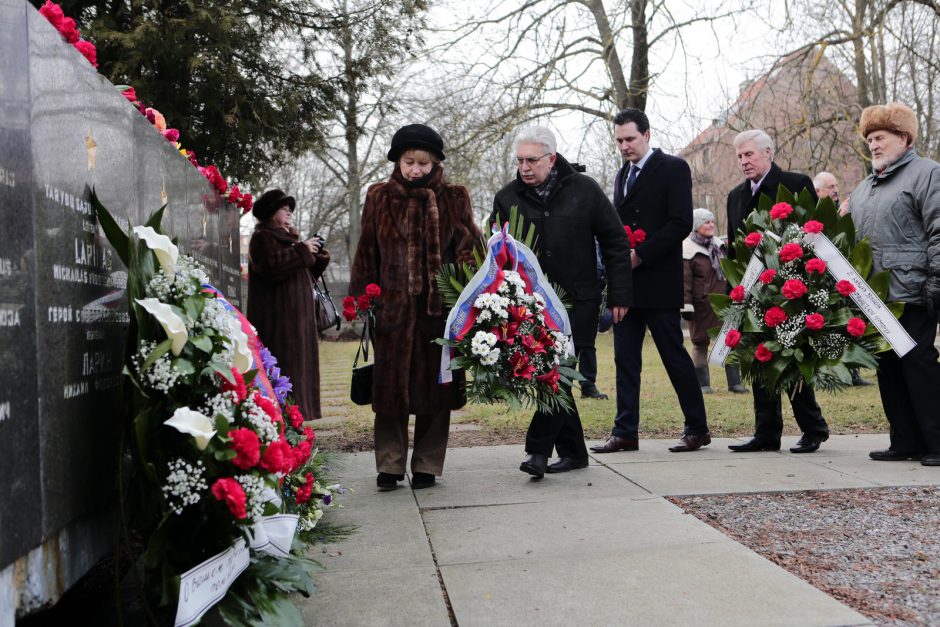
921, 454, 940, 466
589, 435, 639, 453
728, 437, 781, 452
789, 433, 828, 454
581, 387, 609, 400
546, 457, 589, 473
869, 449, 920, 461
669, 432, 712, 452
411, 472, 436, 489
377, 472, 405, 490
520, 453, 548, 478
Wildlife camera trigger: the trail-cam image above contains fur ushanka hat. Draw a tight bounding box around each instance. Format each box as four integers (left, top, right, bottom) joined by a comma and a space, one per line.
859, 102, 918, 145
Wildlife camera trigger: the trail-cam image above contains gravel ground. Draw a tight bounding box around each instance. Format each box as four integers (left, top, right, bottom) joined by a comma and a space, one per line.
670, 487, 940, 626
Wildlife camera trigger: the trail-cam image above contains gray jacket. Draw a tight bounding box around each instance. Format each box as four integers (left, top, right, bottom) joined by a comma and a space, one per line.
849, 148, 940, 304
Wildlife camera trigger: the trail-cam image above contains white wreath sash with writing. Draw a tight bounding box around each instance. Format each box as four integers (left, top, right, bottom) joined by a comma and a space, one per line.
174, 538, 250, 627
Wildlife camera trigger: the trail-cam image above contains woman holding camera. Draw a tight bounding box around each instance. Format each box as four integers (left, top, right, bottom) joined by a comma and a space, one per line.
349, 124, 482, 491
247, 188, 330, 419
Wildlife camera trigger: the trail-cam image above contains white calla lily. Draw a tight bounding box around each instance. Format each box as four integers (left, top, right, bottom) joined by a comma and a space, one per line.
133, 225, 179, 276
136, 297, 188, 355
165, 407, 217, 450
228, 314, 252, 374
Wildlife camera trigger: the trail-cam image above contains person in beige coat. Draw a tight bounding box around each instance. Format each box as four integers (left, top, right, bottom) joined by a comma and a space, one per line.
681, 208, 747, 394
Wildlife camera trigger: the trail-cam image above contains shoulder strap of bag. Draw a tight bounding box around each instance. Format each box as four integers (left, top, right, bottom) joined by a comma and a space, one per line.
352, 316, 373, 367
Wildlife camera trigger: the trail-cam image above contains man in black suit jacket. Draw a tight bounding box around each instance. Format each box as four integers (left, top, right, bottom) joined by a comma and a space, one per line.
725, 129, 830, 454
490, 125, 633, 477
590, 109, 711, 454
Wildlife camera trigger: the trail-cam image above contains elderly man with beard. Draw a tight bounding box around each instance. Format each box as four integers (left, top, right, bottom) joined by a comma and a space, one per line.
490, 125, 633, 478
847, 103, 940, 467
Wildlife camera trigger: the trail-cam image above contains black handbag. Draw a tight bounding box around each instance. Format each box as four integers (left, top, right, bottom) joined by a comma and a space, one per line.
350, 317, 374, 406
313, 275, 341, 333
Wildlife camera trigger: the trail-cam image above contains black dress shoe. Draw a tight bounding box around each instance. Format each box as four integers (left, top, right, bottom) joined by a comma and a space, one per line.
869, 449, 921, 461
728, 437, 781, 452
411, 472, 436, 489
546, 457, 589, 473
922, 454, 940, 466
589, 435, 639, 453
520, 453, 548, 478
668, 432, 712, 452
377, 472, 405, 490
789, 433, 828, 454
581, 386, 609, 400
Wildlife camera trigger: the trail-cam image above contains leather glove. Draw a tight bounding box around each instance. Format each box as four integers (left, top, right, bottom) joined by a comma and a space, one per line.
925, 276, 940, 318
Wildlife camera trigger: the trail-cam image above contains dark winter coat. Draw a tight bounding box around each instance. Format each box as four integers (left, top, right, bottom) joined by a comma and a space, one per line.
247, 224, 330, 420
613, 148, 694, 309
349, 166, 482, 416
726, 162, 818, 258
490, 154, 632, 347
682, 237, 727, 345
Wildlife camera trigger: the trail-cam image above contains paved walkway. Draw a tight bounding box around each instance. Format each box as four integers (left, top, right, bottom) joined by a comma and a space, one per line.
298, 434, 940, 626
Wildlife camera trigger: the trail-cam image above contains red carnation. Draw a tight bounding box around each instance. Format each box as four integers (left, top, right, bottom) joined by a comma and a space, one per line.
121, 87, 137, 103
847, 317, 867, 337
254, 392, 282, 424
781, 279, 808, 300
803, 220, 824, 234
357, 294, 372, 311
724, 329, 741, 348
755, 343, 774, 362
163, 128, 180, 143
58, 16, 80, 43
219, 367, 247, 402
770, 202, 794, 220
805, 313, 825, 331
73, 40, 98, 68
238, 193, 253, 213
632, 229, 647, 245
758, 269, 777, 284
342, 295, 356, 309
744, 232, 763, 248
779, 242, 804, 263
295, 473, 315, 505
288, 405, 304, 429
342, 307, 357, 321
227, 184, 242, 205
365, 283, 382, 298
211, 478, 247, 519
764, 306, 788, 327
836, 280, 856, 297
203, 165, 228, 194
535, 366, 561, 393
805, 258, 827, 275
39, 1, 65, 28
730, 285, 746, 303
229, 428, 261, 469
291, 439, 312, 471
260, 438, 293, 474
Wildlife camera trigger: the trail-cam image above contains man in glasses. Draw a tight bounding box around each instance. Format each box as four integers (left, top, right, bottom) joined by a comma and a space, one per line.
591, 108, 712, 455
490, 125, 633, 478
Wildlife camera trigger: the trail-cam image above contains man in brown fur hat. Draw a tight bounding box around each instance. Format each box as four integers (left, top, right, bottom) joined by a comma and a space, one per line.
847, 102, 940, 467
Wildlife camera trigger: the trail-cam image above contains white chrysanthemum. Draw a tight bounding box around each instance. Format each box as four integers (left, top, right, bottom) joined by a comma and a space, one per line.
480, 348, 500, 366
477, 309, 492, 323
470, 331, 498, 356
162, 458, 207, 515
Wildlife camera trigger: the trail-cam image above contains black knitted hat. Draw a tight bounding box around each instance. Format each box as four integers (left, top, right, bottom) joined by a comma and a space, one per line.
387, 124, 446, 162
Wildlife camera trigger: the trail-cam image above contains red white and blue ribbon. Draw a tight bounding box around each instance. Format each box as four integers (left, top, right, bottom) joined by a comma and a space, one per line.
439, 225, 571, 383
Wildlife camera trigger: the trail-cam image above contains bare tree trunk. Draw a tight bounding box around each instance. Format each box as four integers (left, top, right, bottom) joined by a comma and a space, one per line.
627, 0, 649, 111
341, 1, 362, 265
582, 0, 630, 112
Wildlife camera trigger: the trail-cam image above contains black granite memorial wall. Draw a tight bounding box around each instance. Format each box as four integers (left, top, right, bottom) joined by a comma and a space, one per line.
0, 0, 243, 611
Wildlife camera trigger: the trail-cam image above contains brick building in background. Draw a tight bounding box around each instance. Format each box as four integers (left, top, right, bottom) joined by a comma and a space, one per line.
680, 49, 867, 236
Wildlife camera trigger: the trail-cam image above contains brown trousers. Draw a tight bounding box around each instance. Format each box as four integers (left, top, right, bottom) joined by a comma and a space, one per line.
374, 411, 451, 476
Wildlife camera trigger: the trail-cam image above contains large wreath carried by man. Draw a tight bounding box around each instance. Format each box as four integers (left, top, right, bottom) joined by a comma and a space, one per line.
709, 186, 915, 396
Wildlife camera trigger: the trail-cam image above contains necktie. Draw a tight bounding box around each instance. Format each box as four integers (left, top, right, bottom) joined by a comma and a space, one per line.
625, 164, 638, 194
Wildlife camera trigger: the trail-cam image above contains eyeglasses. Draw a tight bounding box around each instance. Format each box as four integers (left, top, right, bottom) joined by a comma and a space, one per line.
515, 154, 551, 166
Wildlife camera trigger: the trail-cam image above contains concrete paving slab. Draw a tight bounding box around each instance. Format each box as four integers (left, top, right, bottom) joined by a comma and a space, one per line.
413, 464, 649, 509
328, 450, 377, 480
587, 437, 754, 462
440, 544, 871, 627
305, 566, 449, 627
610, 455, 877, 495
801, 454, 940, 487
423, 495, 727, 565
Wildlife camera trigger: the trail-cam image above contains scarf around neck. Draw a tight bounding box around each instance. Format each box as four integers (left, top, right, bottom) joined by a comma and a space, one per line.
388, 166, 445, 316
690, 231, 725, 281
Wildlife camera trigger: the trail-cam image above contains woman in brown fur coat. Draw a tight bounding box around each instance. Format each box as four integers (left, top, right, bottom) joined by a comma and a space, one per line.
247, 188, 330, 420
349, 124, 482, 490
